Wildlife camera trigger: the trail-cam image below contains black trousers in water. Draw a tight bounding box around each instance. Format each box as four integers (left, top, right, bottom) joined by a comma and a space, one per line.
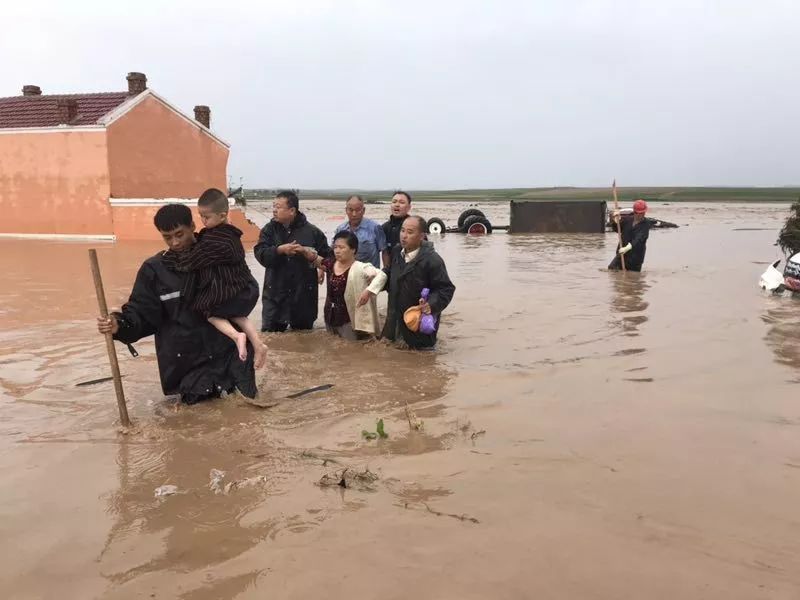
608, 255, 643, 272
261, 297, 315, 332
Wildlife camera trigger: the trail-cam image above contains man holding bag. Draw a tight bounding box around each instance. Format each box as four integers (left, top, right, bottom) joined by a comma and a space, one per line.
381, 216, 456, 349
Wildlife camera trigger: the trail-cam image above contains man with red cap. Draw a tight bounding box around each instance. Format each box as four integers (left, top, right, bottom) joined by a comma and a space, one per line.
608, 199, 651, 272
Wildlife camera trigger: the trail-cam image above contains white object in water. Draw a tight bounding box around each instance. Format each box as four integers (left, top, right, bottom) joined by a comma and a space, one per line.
223, 475, 268, 495
154, 484, 179, 497
759, 260, 785, 292
209, 469, 226, 494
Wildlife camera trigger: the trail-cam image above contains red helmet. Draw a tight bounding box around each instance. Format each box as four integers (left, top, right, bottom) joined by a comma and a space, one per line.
633, 199, 648, 214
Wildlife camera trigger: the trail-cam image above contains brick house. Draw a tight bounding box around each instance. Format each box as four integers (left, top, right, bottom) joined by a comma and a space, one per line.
0, 72, 258, 241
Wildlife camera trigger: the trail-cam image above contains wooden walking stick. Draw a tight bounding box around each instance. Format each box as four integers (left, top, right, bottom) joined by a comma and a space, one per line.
88, 249, 131, 427
612, 179, 626, 272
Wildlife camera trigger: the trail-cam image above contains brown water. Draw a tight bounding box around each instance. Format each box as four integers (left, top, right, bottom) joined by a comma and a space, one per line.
1, 201, 799, 599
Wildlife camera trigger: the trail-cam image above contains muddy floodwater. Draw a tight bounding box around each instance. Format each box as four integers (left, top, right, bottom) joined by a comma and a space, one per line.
1, 201, 799, 599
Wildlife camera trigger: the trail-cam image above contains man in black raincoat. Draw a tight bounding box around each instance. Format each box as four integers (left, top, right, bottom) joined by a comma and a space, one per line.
96, 204, 257, 404
381, 215, 455, 349
254, 191, 332, 332
608, 199, 651, 272
381, 190, 412, 267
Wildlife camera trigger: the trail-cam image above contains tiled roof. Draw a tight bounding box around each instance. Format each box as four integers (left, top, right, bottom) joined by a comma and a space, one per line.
0, 92, 130, 128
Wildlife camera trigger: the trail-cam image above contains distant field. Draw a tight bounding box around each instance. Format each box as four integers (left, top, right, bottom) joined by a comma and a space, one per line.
243, 187, 800, 204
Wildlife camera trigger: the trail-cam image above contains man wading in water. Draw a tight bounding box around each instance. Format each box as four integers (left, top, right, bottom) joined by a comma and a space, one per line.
608, 199, 651, 272
382, 215, 455, 349
381, 190, 412, 268
96, 204, 257, 404
254, 190, 332, 332
334, 194, 386, 268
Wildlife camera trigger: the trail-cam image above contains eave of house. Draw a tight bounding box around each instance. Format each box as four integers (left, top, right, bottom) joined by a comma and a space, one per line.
0, 89, 231, 148
0, 126, 105, 135
99, 89, 231, 148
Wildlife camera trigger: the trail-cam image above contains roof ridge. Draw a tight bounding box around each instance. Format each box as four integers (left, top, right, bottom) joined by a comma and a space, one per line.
0, 91, 133, 128
0, 91, 128, 102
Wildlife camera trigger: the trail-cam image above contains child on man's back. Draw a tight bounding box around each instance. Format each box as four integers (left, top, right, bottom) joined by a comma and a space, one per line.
177, 188, 267, 368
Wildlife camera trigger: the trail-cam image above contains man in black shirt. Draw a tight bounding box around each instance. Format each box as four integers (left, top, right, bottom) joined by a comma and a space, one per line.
381, 190, 412, 268
608, 199, 651, 272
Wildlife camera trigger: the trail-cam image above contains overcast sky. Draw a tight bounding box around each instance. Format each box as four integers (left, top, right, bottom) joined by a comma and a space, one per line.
3, 0, 799, 189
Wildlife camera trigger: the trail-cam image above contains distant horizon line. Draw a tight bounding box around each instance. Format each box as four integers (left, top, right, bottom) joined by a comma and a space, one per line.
239, 185, 800, 192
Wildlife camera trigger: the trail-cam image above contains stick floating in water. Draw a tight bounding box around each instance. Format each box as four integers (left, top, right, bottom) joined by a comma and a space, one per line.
243, 384, 335, 408
76, 375, 126, 387
285, 384, 334, 399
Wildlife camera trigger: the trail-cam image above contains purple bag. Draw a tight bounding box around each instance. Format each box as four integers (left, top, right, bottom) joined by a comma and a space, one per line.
419, 288, 437, 335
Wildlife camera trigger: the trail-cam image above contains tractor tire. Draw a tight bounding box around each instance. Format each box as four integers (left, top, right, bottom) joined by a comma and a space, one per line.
462, 215, 493, 235
427, 217, 446, 235
457, 208, 486, 230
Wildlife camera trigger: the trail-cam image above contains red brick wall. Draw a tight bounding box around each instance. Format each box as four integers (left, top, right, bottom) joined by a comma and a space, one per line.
0, 130, 113, 235
106, 95, 229, 198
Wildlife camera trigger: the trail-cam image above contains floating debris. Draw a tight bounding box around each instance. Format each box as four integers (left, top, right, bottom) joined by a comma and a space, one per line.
208, 469, 267, 494
223, 475, 267, 495
401, 501, 480, 524
422, 502, 480, 524
318, 467, 379, 492
404, 401, 424, 431
154, 485, 179, 498
209, 469, 226, 494
300, 450, 342, 467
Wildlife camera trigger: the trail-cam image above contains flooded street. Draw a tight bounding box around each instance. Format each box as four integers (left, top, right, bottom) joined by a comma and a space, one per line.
1, 200, 799, 599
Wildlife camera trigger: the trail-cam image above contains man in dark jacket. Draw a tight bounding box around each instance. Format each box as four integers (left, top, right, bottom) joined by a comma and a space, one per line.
381, 190, 412, 267
381, 215, 455, 349
96, 204, 257, 405
608, 199, 651, 272
254, 190, 332, 332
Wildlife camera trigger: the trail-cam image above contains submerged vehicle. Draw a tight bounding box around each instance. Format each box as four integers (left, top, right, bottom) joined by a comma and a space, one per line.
425, 205, 680, 235
426, 208, 500, 235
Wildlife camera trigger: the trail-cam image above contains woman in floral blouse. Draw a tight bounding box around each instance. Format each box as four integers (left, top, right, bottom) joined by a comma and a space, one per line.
320, 231, 387, 340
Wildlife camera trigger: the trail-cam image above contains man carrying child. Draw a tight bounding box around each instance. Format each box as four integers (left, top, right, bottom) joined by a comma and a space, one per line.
96, 203, 258, 405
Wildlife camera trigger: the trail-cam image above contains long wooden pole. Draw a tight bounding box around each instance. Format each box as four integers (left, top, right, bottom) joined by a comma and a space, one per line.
88, 249, 131, 427
612, 179, 626, 272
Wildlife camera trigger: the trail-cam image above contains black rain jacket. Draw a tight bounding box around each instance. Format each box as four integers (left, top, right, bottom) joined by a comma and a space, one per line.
382, 242, 455, 348
113, 251, 257, 404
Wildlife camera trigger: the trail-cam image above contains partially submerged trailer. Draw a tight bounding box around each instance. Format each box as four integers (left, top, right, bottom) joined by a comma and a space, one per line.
509, 199, 607, 233
425, 202, 679, 235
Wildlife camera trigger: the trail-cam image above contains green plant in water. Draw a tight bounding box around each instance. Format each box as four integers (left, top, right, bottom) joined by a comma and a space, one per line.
361, 419, 388, 440
778, 200, 800, 256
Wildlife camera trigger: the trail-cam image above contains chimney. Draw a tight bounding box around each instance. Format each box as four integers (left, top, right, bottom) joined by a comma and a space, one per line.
22, 85, 42, 96
126, 72, 147, 96
56, 98, 78, 125
194, 105, 210, 128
